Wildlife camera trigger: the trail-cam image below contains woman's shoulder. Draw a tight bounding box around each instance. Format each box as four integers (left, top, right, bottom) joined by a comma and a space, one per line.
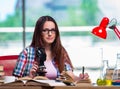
25, 46, 35, 50
21, 46, 35, 53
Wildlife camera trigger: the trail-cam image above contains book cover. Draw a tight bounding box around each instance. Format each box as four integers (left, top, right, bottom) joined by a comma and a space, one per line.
0, 65, 3, 71
0, 71, 4, 76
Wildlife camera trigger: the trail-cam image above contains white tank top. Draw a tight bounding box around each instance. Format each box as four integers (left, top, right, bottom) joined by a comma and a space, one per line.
44, 60, 57, 79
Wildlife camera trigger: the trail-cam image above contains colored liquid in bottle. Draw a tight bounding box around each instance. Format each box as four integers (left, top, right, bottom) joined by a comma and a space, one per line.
96, 78, 106, 86
96, 78, 112, 86
105, 79, 112, 86
112, 80, 120, 86
112, 82, 120, 86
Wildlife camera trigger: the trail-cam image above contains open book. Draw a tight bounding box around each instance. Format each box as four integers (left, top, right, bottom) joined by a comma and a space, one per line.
3, 76, 66, 86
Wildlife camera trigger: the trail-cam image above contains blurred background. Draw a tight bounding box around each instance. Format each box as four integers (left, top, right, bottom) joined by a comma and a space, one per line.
0, 0, 120, 83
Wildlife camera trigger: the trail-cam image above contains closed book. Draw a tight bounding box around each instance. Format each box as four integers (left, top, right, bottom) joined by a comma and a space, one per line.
0, 71, 4, 76
0, 65, 3, 71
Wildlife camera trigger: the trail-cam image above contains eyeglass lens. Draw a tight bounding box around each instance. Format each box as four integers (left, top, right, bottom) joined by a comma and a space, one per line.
42, 28, 56, 34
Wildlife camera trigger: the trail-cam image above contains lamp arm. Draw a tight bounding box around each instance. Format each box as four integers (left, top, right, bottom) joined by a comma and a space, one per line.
113, 26, 120, 39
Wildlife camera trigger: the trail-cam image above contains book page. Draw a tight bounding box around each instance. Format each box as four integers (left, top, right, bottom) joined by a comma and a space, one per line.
32, 80, 66, 86
17, 76, 66, 86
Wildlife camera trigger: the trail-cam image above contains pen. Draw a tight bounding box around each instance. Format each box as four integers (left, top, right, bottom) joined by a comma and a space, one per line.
82, 66, 85, 79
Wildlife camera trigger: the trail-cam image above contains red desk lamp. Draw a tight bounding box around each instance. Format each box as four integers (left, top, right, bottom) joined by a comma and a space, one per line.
91, 17, 120, 39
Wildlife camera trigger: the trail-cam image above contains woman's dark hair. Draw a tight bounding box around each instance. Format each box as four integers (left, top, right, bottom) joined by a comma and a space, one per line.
30, 15, 73, 72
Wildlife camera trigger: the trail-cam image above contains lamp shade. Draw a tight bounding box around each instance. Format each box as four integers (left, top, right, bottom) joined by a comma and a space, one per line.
92, 17, 109, 39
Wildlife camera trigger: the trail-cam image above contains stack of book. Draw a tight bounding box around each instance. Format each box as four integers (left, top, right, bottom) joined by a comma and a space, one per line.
0, 65, 4, 84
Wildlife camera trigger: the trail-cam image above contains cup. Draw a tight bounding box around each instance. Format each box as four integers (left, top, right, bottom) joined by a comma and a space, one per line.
4, 76, 15, 83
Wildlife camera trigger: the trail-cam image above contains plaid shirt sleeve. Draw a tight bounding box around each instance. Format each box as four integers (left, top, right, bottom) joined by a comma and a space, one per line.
13, 49, 28, 77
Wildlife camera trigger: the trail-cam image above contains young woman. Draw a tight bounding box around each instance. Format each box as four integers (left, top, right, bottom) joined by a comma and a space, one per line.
13, 16, 89, 81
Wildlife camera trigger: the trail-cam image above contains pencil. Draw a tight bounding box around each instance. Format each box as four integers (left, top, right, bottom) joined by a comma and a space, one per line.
82, 66, 85, 79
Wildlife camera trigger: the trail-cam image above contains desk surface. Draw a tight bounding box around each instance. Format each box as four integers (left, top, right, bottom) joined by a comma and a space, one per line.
54, 86, 120, 89
0, 85, 120, 89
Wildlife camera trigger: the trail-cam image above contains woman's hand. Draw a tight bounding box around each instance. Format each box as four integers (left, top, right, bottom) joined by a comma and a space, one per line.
29, 61, 38, 78
79, 73, 89, 79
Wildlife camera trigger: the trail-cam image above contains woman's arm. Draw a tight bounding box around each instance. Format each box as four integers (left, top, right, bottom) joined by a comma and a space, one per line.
12, 49, 27, 77
65, 70, 89, 81
64, 63, 89, 82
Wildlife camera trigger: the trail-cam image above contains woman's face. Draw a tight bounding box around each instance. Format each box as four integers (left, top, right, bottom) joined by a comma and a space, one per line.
42, 21, 56, 45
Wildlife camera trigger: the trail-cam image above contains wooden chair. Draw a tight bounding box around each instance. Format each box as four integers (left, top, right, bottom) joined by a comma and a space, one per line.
0, 55, 18, 76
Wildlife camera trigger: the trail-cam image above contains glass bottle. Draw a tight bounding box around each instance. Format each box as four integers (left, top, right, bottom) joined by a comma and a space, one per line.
112, 53, 120, 86
101, 60, 109, 78
97, 60, 111, 86
102, 60, 112, 86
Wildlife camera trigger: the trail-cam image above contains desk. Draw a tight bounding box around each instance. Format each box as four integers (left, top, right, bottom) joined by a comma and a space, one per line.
54, 86, 120, 89
0, 85, 120, 89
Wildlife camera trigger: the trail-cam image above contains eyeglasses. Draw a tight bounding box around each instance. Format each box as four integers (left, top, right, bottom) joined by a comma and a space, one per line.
42, 28, 56, 34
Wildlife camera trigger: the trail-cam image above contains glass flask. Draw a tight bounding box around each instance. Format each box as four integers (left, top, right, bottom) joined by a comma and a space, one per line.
97, 60, 111, 86
112, 53, 120, 86
101, 60, 109, 79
